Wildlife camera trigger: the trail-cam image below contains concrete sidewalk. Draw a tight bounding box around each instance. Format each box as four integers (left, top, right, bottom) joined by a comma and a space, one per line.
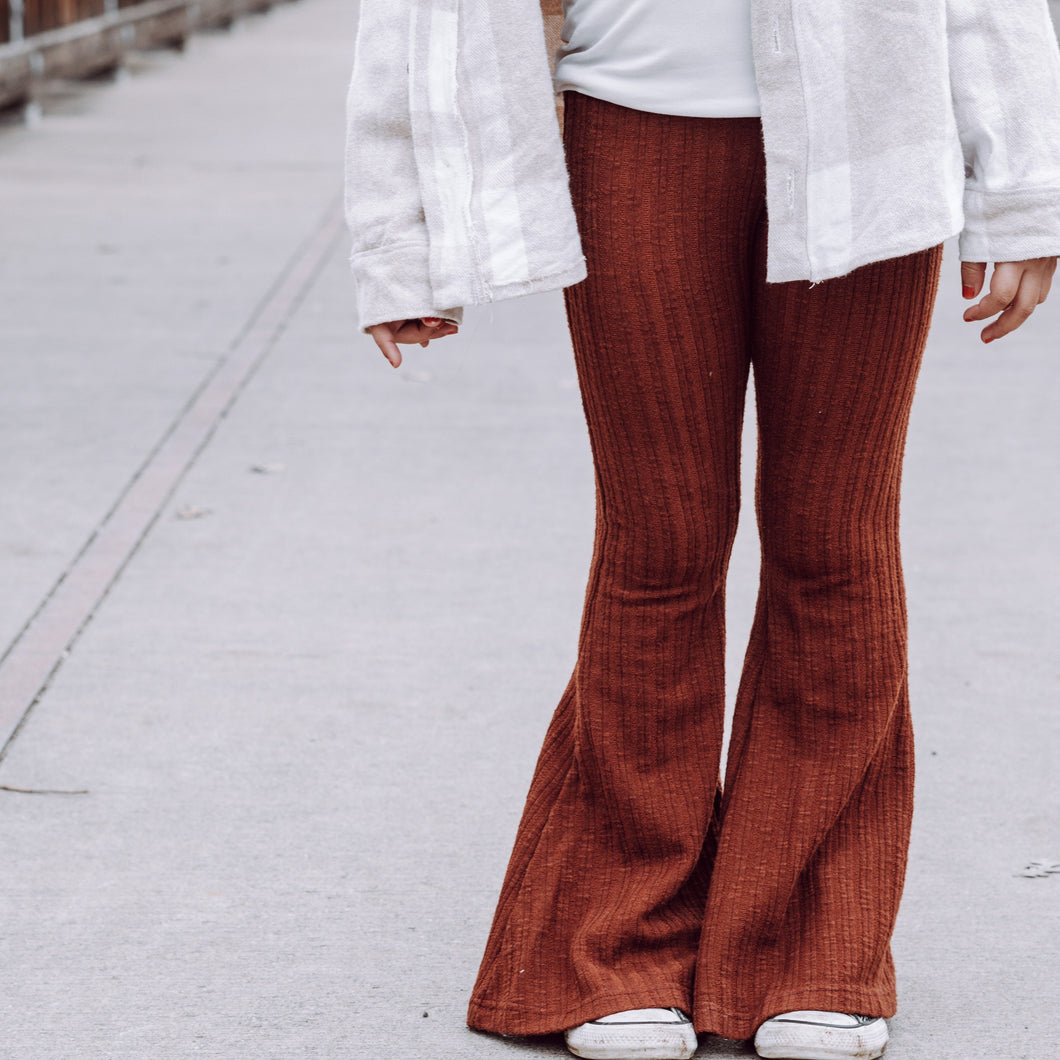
0, 1, 1057, 1055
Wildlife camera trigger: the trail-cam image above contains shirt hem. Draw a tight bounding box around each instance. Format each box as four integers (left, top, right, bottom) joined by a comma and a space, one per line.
552, 83, 762, 119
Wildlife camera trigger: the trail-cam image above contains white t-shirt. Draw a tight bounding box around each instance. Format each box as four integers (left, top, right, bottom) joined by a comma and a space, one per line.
553, 0, 761, 118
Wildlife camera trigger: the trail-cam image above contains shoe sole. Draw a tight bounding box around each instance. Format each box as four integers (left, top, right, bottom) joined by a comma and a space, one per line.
565, 1024, 698, 1060
755, 1019, 888, 1060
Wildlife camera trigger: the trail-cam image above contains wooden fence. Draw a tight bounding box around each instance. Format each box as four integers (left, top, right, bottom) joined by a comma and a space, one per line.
0, 0, 280, 108
2, 0, 162, 45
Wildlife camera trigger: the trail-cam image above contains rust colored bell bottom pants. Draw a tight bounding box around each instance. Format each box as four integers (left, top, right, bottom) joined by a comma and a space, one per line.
467, 90, 943, 1042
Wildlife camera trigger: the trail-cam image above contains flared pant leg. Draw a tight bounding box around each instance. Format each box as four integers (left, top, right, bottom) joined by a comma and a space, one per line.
468, 91, 762, 1035
693, 243, 942, 1036
467, 90, 943, 1041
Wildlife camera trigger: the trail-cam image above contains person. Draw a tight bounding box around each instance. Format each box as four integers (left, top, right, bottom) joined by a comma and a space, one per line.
344, 1, 1060, 1057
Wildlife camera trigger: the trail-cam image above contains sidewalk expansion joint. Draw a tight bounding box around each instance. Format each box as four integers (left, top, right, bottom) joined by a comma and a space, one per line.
0, 194, 346, 763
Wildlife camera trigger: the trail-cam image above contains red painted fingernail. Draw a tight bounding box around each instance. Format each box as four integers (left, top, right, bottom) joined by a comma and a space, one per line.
421, 317, 443, 327
962, 285, 975, 298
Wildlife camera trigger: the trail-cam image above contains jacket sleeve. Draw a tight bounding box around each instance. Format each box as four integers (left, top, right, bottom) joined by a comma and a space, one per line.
344, 0, 462, 332
948, 0, 1060, 262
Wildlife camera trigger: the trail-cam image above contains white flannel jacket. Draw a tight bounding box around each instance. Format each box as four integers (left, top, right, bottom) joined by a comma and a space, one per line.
345, 0, 1060, 330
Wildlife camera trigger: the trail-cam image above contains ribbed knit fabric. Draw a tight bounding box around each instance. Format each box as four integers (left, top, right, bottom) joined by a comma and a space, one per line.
467, 91, 943, 1043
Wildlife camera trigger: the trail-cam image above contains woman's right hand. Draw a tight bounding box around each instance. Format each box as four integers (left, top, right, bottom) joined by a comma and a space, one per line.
368, 318, 459, 368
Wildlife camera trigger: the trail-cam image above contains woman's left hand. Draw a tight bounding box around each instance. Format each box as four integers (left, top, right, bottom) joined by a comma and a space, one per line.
961, 257, 1057, 343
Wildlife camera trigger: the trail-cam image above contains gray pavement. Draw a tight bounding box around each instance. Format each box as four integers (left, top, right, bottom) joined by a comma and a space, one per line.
0, 1, 1057, 1056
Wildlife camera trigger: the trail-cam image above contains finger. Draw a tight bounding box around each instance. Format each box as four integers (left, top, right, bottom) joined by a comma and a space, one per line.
966, 261, 1020, 320
419, 325, 460, 347
980, 270, 1042, 343
417, 325, 460, 345
964, 262, 1021, 322
394, 320, 446, 344
368, 325, 403, 368
380, 337, 403, 367
1041, 259, 1057, 303
961, 261, 987, 299
421, 317, 445, 328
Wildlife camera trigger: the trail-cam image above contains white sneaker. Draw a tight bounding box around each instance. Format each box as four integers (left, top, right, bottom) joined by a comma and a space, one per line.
564, 1007, 698, 1060
754, 1011, 888, 1060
